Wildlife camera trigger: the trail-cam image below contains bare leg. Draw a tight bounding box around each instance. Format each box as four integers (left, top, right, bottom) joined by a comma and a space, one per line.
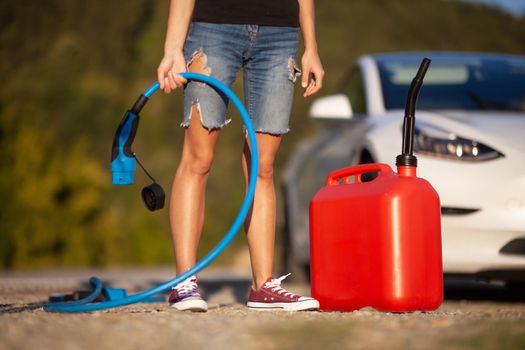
170, 107, 220, 274
242, 133, 282, 290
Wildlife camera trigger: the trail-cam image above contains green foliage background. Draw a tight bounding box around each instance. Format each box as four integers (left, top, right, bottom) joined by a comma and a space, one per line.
1, 0, 524, 268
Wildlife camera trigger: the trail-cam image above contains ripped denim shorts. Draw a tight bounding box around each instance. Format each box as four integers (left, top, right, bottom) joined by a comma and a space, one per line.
182, 22, 300, 135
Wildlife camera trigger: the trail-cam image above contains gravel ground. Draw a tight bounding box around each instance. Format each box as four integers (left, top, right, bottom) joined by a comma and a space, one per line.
1, 268, 525, 350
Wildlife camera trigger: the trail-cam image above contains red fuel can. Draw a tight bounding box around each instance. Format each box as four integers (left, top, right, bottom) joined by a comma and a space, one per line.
309, 163, 443, 312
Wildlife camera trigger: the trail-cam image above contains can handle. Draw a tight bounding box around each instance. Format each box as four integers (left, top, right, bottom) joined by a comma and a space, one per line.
326, 163, 393, 186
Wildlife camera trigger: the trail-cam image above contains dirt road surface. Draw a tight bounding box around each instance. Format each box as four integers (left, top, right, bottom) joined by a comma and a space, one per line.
1, 268, 524, 350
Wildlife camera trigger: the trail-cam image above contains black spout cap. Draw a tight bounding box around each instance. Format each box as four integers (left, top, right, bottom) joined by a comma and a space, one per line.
396, 154, 418, 167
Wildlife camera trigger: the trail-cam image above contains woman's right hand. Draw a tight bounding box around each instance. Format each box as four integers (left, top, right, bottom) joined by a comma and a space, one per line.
157, 49, 188, 93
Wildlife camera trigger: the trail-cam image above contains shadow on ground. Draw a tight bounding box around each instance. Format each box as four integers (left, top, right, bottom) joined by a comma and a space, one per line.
444, 277, 525, 302
0, 302, 45, 315
199, 276, 252, 304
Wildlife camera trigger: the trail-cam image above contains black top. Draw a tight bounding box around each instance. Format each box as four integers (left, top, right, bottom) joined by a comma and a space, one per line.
193, 0, 300, 27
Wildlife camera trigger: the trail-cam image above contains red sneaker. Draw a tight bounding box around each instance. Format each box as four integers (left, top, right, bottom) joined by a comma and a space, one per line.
247, 274, 319, 311
168, 276, 208, 312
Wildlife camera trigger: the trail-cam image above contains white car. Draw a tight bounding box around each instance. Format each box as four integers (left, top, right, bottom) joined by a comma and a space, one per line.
283, 52, 525, 284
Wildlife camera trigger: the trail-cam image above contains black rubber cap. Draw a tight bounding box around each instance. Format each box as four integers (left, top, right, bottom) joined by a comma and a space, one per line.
141, 183, 165, 211
395, 154, 418, 167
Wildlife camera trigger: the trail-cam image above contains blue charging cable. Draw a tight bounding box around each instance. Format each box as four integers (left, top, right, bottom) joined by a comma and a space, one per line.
44, 72, 259, 313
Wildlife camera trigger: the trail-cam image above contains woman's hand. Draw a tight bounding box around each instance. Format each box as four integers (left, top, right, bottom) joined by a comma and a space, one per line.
157, 49, 187, 93
301, 49, 324, 97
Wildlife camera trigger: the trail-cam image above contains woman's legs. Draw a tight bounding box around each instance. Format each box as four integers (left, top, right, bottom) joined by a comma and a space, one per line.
170, 106, 220, 275
242, 133, 282, 290
172, 23, 245, 276
239, 26, 299, 290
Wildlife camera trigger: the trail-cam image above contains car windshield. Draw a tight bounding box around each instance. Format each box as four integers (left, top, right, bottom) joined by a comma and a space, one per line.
377, 56, 525, 112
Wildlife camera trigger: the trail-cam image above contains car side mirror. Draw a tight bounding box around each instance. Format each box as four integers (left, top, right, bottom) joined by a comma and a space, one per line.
309, 94, 353, 120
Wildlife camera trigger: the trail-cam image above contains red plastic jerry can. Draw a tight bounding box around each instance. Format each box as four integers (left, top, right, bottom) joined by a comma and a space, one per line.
309, 58, 443, 312
309, 163, 443, 312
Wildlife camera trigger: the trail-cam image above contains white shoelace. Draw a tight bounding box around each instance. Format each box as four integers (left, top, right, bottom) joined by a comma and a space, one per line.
173, 276, 199, 298
264, 273, 297, 298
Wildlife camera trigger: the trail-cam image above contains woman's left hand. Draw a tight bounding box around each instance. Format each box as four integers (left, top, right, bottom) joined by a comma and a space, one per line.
301, 49, 324, 98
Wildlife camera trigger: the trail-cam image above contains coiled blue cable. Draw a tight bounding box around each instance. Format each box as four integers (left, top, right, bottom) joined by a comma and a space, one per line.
44, 72, 259, 312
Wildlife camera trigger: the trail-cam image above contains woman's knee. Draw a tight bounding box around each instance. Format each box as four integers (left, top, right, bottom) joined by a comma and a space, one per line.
257, 158, 275, 181
180, 148, 215, 176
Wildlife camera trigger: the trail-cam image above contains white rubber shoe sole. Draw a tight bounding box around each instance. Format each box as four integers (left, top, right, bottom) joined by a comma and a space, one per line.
170, 297, 208, 312
247, 298, 320, 311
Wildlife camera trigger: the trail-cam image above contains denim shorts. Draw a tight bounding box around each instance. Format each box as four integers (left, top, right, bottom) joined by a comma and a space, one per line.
182, 22, 300, 135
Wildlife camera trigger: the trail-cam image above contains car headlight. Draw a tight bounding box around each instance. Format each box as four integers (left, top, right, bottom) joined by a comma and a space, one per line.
413, 122, 504, 161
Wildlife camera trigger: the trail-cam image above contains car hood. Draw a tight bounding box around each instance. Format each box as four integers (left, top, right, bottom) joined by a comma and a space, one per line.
416, 110, 525, 152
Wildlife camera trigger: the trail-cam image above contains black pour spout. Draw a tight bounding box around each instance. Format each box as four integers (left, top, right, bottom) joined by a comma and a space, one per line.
395, 57, 431, 167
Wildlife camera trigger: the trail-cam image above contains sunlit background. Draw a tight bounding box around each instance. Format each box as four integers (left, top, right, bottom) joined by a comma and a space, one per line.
1, 0, 524, 269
